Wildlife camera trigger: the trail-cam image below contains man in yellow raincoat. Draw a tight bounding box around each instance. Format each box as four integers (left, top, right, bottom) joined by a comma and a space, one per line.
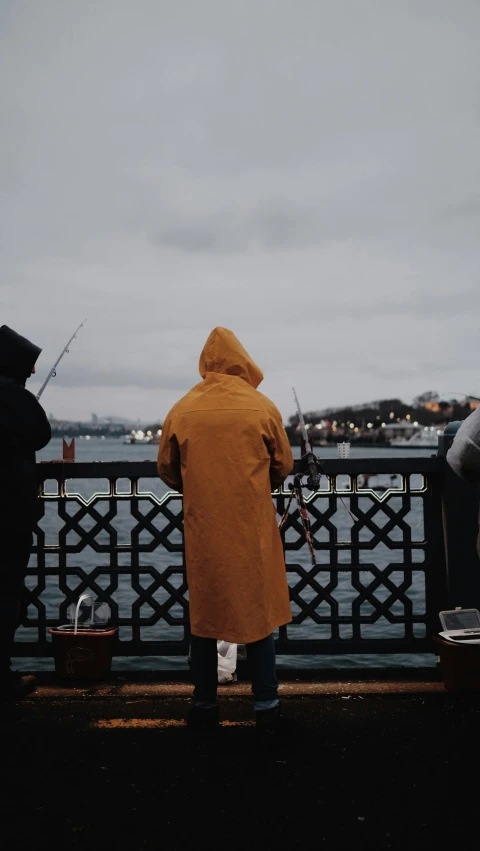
157, 327, 293, 738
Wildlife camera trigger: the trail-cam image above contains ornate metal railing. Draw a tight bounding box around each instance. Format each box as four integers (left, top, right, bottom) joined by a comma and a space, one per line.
16, 456, 448, 658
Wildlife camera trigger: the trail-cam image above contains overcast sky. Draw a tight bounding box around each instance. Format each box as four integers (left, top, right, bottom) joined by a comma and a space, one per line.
1, 0, 479, 423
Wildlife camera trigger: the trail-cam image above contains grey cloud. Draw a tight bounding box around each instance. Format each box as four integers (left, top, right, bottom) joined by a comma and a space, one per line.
369, 289, 480, 320
150, 201, 316, 254
31, 363, 196, 392
441, 195, 480, 220
263, 287, 480, 323
360, 362, 451, 381
154, 223, 217, 254
1, 0, 480, 420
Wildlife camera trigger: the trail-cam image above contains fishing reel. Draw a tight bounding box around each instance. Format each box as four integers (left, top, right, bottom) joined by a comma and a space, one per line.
299, 450, 323, 492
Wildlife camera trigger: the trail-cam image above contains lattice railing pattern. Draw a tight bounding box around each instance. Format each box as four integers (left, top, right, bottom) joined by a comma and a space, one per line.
16, 458, 447, 657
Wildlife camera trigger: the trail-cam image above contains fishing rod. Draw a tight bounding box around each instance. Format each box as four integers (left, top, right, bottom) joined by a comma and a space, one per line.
292, 386, 320, 490
279, 388, 322, 566
36, 320, 87, 400
279, 388, 358, 565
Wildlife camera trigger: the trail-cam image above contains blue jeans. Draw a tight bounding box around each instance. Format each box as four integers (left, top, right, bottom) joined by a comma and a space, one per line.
190, 632, 279, 711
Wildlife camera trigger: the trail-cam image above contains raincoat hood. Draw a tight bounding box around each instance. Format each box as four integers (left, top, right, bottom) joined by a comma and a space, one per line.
0, 325, 42, 383
199, 327, 264, 389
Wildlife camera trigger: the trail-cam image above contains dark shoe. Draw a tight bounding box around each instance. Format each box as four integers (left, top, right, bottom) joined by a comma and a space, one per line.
1, 671, 37, 701
255, 704, 298, 748
187, 705, 220, 737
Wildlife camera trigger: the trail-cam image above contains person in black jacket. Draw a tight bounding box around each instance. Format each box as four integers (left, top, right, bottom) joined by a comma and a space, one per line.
0, 325, 51, 699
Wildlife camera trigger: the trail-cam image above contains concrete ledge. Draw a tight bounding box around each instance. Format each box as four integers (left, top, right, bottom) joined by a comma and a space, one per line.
26, 667, 445, 699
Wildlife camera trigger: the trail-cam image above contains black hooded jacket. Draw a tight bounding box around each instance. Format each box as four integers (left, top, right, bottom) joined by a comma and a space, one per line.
0, 326, 51, 531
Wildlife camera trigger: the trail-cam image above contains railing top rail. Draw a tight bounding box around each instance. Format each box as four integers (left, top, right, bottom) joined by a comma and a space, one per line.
36, 455, 445, 481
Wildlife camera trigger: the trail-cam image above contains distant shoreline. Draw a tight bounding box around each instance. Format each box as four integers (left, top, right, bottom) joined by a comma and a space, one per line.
48, 433, 437, 451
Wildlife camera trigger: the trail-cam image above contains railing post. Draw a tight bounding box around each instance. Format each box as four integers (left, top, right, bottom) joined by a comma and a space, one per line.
438, 423, 480, 608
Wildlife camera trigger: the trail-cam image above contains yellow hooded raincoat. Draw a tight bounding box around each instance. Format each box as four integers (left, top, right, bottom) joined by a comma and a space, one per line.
157, 327, 294, 644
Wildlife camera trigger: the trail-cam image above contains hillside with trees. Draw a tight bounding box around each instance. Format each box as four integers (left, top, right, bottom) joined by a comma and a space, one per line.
285, 391, 478, 445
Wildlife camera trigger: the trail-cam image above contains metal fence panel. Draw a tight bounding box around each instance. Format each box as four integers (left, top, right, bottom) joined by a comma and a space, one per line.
15, 457, 447, 658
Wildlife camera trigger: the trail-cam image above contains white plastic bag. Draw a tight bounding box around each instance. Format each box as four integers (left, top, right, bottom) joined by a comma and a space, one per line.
446, 408, 480, 482
217, 640, 237, 684
67, 594, 111, 632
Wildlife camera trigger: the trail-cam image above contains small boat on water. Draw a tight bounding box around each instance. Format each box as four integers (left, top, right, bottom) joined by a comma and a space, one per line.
123, 429, 162, 445
389, 428, 441, 449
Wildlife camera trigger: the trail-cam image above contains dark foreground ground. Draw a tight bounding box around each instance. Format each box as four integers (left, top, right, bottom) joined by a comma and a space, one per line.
2, 668, 480, 851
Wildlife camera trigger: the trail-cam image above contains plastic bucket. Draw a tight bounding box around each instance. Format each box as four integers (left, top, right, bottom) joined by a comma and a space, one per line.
434, 635, 480, 691
48, 625, 119, 680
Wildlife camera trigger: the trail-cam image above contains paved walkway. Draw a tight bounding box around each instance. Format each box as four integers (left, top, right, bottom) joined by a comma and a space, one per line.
2, 669, 480, 850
